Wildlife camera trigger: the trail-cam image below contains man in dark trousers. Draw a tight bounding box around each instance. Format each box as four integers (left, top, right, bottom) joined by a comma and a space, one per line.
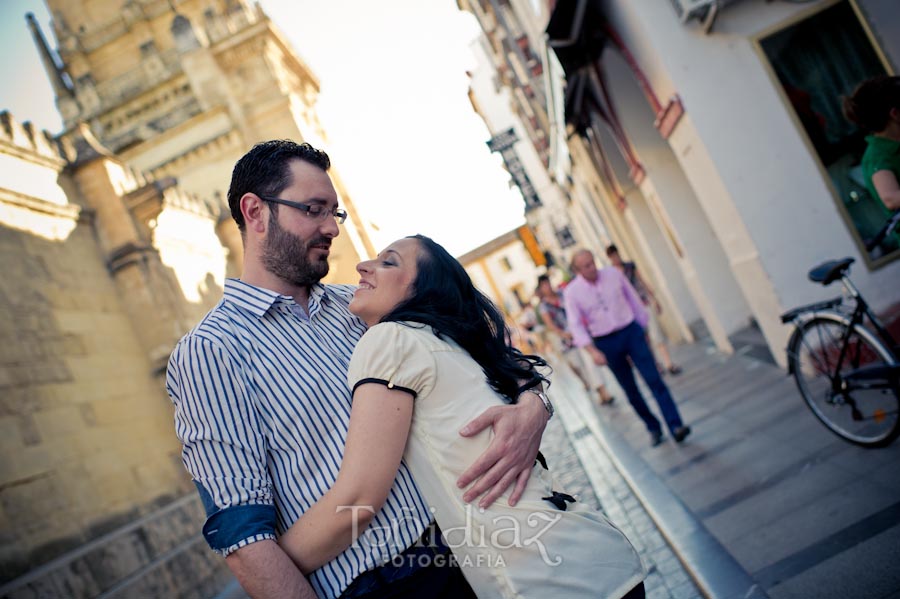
564, 249, 690, 446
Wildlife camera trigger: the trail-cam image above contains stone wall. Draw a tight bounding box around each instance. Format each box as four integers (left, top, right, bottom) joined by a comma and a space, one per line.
0, 213, 194, 582
0, 494, 232, 598
0, 114, 213, 585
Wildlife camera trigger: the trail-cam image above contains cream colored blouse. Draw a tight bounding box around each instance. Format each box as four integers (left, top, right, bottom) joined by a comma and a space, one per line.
348, 322, 646, 599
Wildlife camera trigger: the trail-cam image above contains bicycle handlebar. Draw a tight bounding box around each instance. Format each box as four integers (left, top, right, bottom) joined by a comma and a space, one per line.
865, 210, 900, 252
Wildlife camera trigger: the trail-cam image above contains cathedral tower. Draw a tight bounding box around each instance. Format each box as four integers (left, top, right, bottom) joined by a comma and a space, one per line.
38, 0, 375, 280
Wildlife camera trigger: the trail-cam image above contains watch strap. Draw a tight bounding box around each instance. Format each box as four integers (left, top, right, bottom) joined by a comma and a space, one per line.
524, 389, 554, 419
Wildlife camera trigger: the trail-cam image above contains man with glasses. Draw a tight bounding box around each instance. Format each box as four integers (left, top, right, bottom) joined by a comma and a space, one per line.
166, 140, 551, 598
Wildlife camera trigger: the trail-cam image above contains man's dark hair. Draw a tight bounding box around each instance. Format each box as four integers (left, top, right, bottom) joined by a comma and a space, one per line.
843, 76, 900, 133
382, 235, 548, 402
605, 244, 619, 257
226, 140, 331, 231
536, 274, 551, 287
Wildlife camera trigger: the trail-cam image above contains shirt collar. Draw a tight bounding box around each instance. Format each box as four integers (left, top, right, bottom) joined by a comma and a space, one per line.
223, 278, 332, 318
575, 273, 600, 287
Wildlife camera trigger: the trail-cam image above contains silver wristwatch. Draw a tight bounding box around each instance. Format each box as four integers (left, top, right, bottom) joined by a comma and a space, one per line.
526, 389, 554, 419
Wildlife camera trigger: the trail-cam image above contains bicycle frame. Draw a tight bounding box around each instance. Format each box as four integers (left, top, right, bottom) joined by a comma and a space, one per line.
837, 274, 900, 363
783, 275, 899, 379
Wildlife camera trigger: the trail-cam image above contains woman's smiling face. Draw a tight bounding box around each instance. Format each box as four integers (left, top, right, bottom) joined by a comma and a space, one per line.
349, 238, 421, 326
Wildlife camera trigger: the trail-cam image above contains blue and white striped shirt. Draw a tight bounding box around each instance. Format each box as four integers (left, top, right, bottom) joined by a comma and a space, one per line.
166, 278, 431, 598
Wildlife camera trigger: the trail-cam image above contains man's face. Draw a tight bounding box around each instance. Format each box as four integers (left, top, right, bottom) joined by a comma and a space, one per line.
607, 251, 622, 267
573, 252, 599, 282
260, 160, 340, 287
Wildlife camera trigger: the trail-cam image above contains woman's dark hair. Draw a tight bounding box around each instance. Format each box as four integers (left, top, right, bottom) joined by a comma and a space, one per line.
843, 76, 900, 133
381, 235, 548, 401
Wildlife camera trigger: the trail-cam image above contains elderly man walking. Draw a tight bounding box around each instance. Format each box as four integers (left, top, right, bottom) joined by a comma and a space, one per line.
564, 249, 690, 446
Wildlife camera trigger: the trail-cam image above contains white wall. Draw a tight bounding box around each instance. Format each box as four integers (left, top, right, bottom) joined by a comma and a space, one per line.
466, 262, 495, 303
856, 0, 899, 70
592, 115, 705, 333
567, 180, 612, 255
605, 0, 900, 318
602, 48, 750, 336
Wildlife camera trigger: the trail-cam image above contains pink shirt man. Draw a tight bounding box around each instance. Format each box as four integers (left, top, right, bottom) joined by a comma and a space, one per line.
563, 266, 649, 348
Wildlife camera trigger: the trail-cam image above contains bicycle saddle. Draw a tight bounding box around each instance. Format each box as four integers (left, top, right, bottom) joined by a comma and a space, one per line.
808, 257, 854, 285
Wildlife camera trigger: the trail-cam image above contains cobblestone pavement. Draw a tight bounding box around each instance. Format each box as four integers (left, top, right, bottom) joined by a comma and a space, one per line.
540, 361, 703, 599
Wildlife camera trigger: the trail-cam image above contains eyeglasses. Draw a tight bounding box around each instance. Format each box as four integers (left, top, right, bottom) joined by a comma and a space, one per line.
259, 195, 348, 224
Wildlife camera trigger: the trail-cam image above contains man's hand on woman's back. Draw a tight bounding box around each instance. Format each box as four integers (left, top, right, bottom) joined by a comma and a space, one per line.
456, 393, 549, 508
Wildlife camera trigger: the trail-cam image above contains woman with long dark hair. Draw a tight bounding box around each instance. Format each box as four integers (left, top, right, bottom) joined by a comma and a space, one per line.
279, 235, 646, 598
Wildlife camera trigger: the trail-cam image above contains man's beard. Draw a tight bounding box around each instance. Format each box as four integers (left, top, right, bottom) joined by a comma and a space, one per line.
261, 212, 330, 287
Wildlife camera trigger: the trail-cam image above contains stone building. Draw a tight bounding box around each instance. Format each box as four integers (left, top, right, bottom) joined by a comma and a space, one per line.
0, 1, 375, 595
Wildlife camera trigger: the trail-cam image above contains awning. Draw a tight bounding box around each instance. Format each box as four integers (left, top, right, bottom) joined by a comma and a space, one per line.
545, 0, 645, 190
545, 0, 608, 77
545, 0, 609, 133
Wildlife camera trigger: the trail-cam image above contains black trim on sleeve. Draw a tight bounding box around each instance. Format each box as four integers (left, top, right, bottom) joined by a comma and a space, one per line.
352, 377, 418, 399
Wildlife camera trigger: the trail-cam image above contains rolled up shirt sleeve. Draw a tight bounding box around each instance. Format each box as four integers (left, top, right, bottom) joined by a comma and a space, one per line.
167, 335, 276, 556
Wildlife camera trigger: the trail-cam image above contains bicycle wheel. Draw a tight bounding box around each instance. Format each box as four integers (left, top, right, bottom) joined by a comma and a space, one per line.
788, 314, 899, 447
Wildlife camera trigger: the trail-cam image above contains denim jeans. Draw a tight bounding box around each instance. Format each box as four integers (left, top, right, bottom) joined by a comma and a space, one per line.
593, 321, 684, 434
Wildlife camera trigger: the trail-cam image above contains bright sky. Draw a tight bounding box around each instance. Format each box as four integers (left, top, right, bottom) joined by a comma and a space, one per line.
0, 0, 526, 256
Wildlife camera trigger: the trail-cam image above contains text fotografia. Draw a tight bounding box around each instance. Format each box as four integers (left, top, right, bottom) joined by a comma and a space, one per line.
339, 504, 564, 566
391, 552, 507, 569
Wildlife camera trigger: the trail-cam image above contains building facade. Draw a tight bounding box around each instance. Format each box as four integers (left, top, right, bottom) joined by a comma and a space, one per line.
458, 226, 546, 316
1, 0, 375, 594
460, 0, 899, 365
458, 226, 548, 352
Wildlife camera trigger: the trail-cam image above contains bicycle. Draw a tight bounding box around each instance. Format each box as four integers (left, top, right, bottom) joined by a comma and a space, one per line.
780, 212, 900, 448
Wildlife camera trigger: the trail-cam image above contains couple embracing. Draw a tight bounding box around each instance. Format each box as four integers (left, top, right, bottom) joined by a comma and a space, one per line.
167, 140, 647, 598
